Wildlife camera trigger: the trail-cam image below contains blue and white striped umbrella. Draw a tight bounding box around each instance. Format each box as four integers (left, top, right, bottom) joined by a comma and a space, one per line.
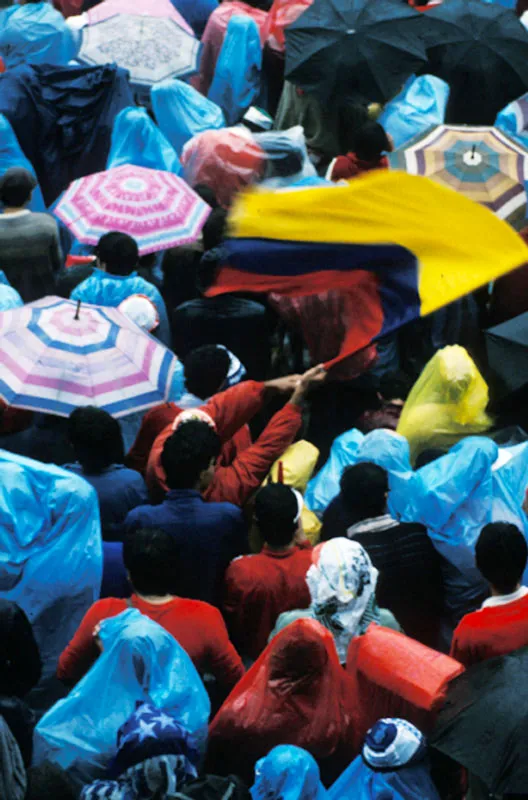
54, 165, 211, 256
0, 296, 177, 417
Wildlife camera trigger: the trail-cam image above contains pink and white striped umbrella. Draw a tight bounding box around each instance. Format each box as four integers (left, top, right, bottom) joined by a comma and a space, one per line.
54, 165, 211, 255
0, 297, 177, 417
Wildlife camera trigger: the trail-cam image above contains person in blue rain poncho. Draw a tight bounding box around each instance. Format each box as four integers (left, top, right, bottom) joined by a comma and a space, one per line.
0, 114, 45, 212
106, 107, 182, 175
328, 718, 441, 800
0, 270, 22, 310
34, 609, 210, 789
251, 746, 327, 800
0, 450, 102, 712
152, 79, 225, 157
0, 0, 79, 70
208, 15, 262, 126
71, 232, 171, 348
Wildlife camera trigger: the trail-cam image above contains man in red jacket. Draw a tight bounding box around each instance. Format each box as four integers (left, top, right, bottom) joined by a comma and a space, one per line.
58, 527, 245, 695
144, 365, 326, 506
451, 522, 528, 667
223, 483, 313, 660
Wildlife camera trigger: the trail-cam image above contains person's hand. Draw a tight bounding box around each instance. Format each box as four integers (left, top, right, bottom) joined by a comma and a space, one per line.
264, 374, 302, 395
93, 623, 103, 654
290, 364, 327, 406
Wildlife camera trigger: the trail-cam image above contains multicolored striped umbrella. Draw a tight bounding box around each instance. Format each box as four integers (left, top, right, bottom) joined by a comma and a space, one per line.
389, 125, 528, 228
0, 297, 177, 417
54, 165, 211, 255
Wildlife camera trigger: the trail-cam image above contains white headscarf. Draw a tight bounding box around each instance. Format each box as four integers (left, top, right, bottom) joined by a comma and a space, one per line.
306, 538, 378, 663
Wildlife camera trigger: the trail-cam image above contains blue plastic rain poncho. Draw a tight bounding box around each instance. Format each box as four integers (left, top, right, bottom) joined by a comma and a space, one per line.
0, 2, 79, 69
306, 428, 528, 622
0, 451, 101, 709
378, 74, 450, 151
71, 269, 171, 348
0, 270, 22, 310
251, 746, 327, 800
106, 107, 181, 175
0, 114, 45, 212
34, 609, 210, 787
329, 718, 440, 800
208, 15, 262, 126
152, 79, 225, 157
170, 0, 218, 36
495, 92, 528, 149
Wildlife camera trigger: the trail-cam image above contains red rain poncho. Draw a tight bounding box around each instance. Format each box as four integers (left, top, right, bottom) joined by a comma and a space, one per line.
207, 618, 361, 785
347, 625, 464, 739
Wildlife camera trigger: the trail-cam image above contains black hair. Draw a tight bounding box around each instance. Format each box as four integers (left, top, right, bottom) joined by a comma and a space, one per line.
254, 484, 299, 548
475, 522, 528, 595
68, 406, 124, 474
415, 448, 447, 470
379, 371, 412, 403
194, 184, 219, 209
161, 421, 221, 489
95, 231, 139, 276
123, 527, 180, 596
340, 462, 389, 519
184, 345, 231, 400
202, 207, 228, 252
0, 167, 36, 207
196, 248, 222, 294
354, 122, 391, 162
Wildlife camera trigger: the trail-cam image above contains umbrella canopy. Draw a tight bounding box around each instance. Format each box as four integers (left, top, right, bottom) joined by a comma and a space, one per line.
389, 124, 528, 228
86, 0, 194, 36
78, 13, 200, 86
486, 311, 528, 394
431, 647, 528, 795
284, 0, 427, 103
422, 0, 528, 124
0, 297, 177, 417
54, 164, 211, 255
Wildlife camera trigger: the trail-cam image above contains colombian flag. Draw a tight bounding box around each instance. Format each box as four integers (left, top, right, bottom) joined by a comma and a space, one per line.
206, 171, 528, 367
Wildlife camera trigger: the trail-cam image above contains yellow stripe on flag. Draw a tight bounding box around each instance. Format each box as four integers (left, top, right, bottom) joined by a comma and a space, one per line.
229, 171, 528, 316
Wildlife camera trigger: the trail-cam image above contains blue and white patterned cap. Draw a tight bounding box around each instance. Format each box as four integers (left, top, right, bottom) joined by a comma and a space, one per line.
363, 718, 426, 770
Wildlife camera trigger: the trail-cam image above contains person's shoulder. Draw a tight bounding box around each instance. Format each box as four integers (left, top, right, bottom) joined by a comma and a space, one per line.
226, 553, 264, 580
208, 500, 245, 519
124, 502, 155, 523
31, 212, 59, 231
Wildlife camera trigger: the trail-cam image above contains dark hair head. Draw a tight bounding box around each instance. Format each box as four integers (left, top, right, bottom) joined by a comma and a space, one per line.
123, 527, 180, 596
254, 484, 300, 548
68, 406, 124, 474
26, 762, 77, 800
354, 122, 391, 162
95, 231, 139, 276
161, 421, 221, 489
475, 522, 528, 595
184, 345, 230, 400
340, 462, 389, 519
0, 167, 36, 207
194, 184, 219, 209
202, 207, 228, 252
379, 371, 412, 403
196, 248, 222, 294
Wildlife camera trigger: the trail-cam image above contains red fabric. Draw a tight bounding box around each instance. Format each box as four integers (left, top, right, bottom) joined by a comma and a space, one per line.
222, 542, 313, 659
0, 401, 33, 435
57, 595, 244, 691
347, 625, 464, 739
265, 0, 313, 54
53, 0, 84, 16
207, 618, 361, 785
0, 58, 5, 75
330, 154, 389, 182
147, 402, 303, 505
269, 290, 378, 379
450, 594, 528, 668
125, 381, 264, 476
65, 255, 96, 269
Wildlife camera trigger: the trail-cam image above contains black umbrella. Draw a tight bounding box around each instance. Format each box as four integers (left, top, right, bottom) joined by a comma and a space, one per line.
431, 647, 528, 795
284, 0, 428, 104
422, 0, 528, 125
486, 311, 528, 395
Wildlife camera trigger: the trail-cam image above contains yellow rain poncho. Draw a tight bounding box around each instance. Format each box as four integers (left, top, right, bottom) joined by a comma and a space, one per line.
397, 345, 492, 465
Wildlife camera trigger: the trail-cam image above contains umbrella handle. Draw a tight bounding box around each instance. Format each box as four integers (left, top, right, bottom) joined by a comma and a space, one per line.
74, 300, 81, 321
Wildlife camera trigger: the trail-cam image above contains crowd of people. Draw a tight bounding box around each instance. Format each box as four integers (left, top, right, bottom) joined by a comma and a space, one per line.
3, 0, 528, 799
